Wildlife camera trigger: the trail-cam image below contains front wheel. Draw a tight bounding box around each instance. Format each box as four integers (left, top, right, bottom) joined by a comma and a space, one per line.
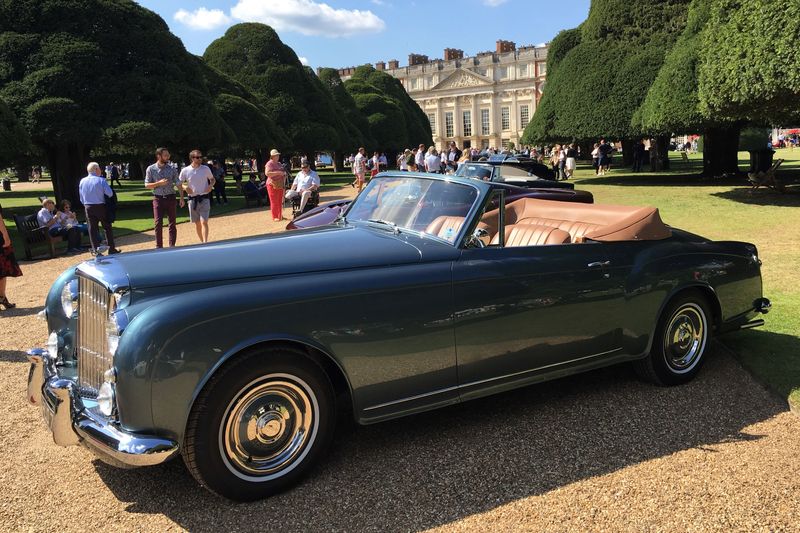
183, 347, 335, 501
635, 293, 712, 386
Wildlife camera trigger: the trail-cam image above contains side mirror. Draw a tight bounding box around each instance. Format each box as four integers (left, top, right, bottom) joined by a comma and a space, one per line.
465, 227, 490, 248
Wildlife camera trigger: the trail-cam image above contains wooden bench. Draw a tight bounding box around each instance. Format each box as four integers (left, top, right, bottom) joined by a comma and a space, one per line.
12, 212, 66, 260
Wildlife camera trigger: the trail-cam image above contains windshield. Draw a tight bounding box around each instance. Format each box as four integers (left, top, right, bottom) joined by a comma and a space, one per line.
345, 176, 479, 243
456, 163, 494, 182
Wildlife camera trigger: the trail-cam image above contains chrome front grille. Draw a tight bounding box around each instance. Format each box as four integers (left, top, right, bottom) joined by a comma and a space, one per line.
77, 276, 112, 394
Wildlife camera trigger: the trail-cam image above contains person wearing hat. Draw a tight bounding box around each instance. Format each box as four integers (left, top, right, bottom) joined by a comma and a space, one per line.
265, 149, 287, 221
36, 198, 83, 254
285, 159, 320, 214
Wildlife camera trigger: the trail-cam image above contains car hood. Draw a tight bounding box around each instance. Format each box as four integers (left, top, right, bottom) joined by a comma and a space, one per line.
82, 225, 430, 290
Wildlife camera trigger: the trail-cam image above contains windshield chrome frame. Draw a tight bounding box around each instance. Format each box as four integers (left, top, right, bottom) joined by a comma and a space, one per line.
343, 174, 486, 247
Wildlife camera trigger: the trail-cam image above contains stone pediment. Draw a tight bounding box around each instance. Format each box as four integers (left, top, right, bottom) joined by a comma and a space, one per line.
432, 68, 492, 91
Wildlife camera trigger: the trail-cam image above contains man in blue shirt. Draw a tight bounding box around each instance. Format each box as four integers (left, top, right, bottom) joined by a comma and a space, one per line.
79, 162, 119, 254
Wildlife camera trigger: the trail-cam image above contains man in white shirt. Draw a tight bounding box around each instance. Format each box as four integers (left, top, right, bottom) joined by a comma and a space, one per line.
178, 149, 215, 243
415, 144, 426, 170
285, 159, 320, 213
352, 147, 367, 193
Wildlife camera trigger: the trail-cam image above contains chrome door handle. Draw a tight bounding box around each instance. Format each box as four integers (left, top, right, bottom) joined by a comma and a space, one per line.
587, 261, 611, 268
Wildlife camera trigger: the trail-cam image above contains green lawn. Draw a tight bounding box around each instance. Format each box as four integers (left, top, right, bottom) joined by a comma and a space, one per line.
1, 156, 798, 409
570, 149, 800, 410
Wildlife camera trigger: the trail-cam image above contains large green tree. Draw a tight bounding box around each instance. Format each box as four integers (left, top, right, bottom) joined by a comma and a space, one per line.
317, 67, 372, 168
523, 0, 692, 167
203, 23, 344, 157
698, 0, 800, 125
0, 97, 30, 168
0, 0, 227, 203
635, 0, 742, 176
344, 65, 432, 153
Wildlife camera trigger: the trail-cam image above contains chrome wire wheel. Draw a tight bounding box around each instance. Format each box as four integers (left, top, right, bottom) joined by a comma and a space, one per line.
663, 303, 707, 374
219, 374, 319, 482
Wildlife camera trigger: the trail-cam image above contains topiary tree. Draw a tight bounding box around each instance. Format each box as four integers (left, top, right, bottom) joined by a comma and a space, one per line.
317, 67, 373, 169
203, 23, 345, 159
699, 0, 800, 125
344, 65, 432, 159
0, 96, 30, 169
0, 0, 226, 203
635, 0, 742, 176
522, 0, 692, 168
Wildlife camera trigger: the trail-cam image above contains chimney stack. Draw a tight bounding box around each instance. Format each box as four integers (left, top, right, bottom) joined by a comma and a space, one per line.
388, 59, 399, 70
444, 48, 464, 61
408, 53, 429, 66
496, 40, 516, 54
376, 61, 386, 71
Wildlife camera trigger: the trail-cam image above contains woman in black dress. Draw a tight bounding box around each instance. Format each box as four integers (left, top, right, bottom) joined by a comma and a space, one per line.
0, 204, 22, 309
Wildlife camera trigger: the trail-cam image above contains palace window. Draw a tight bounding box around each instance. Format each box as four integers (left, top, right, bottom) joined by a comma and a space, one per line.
481, 109, 490, 135
463, 110, 472, 137
520, 105, 530, 129
427, 113, 436, 135
537, 62, 547, 76
501, 107, 510, 131
517, 64, 529, 78
497, 66, 508, 80
445, 111, 454, 137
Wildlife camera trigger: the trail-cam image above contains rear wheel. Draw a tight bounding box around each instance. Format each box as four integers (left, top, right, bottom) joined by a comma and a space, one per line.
183, 347, 335, 501
635, 293, 711, 386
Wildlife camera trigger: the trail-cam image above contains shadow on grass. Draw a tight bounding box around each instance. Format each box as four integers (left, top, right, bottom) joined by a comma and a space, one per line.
724, 330, 800, 409
93, 346, 783, 531
711, 186, 800, 207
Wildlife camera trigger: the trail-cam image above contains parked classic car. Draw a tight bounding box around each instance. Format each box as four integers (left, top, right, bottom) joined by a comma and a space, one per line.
286, 176, 592, 230
455, 160, 573, 189
27, 172, 770, 501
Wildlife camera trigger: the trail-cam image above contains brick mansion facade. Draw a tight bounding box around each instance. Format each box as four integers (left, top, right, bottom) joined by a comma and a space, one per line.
332, 40, 548, 152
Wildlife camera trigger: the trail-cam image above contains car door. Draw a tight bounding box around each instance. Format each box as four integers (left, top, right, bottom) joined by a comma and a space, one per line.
453, 239, 625, 400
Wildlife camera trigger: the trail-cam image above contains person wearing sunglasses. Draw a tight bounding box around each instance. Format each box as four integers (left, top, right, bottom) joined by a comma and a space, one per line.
178, 149, 215, 243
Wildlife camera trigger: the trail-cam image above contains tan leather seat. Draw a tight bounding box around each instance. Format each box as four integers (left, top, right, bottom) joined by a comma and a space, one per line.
425, 216, 465, 239
490, 224, 571, 246
480, 198, 671, 243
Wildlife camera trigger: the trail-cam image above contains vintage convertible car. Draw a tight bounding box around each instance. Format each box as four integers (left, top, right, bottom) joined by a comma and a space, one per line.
286, 176, 592, 230
27, 172, 770, 501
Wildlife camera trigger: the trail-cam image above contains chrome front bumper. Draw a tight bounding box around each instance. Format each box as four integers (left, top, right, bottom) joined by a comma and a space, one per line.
26, 349, 178, 468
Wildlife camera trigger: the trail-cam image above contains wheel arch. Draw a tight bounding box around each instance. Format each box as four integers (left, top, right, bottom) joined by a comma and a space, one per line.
645, 283, 721, 355
183, 337, 355, 438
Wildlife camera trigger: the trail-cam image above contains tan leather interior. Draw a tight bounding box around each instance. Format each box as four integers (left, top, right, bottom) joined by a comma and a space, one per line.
480, 198, 671, 244
490, 224, 572, 246
425, 216, 465, 239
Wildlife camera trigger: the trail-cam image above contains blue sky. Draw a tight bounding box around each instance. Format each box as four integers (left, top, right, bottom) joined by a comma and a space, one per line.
135, 0, 591, 69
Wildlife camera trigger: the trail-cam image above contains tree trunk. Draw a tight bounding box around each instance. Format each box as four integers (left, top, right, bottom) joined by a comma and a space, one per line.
648, 136, 671, 172
254, 148, 266, 179
48, 143, 89, 206
127, 159, 144, 182
702, 125, 741, 177
14, 161, 30, 182
333, 151, 344, 172
621, 139, 635, 167
578, 141, 593, 161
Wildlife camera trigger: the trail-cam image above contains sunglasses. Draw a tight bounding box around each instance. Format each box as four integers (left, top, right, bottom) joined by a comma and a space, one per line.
191, 155, 203, 159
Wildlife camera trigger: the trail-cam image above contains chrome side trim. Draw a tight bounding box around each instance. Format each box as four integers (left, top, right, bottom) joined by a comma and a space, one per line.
363, 385, 460, 411
739, 319, 765, 330
460, 347, 623, 390
363, 347, 623, 412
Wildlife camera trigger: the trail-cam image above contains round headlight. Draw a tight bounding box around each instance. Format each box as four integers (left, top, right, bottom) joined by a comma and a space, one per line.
46, 331, 59, 359
97, 381, 116, 417
61, 280, 79, 318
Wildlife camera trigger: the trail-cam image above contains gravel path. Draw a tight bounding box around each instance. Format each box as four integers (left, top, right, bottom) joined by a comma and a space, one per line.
1, 186, 798, 532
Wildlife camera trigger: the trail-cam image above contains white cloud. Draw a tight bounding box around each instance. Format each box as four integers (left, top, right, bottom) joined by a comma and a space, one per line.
371, 0, 388, 5
174, 7, 232, 30
298, 56, 309, 66
230, 0, 385, 37
483, 0, 508, 6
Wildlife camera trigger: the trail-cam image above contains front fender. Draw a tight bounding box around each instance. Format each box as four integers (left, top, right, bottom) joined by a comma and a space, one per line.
114, 274, 356, 443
